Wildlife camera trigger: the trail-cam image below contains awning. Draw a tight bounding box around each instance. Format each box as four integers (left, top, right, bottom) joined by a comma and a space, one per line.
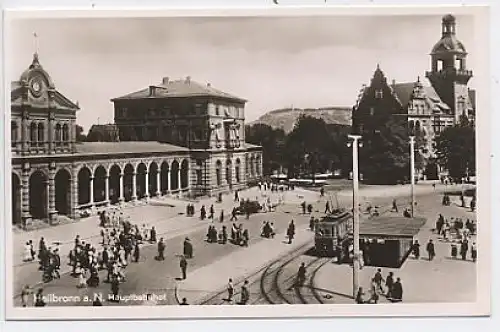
349, 216, 427, 239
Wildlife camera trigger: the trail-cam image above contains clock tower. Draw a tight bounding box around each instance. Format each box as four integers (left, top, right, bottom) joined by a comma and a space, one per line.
425, 14, 473, 123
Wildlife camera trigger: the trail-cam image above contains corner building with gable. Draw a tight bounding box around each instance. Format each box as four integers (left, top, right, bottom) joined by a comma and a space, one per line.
10, 54, 262, 227
352, 14, 475, 179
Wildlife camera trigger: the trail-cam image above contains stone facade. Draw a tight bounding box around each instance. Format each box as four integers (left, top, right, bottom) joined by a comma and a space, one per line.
10, 54, 262, 227
352, 14, 475, 179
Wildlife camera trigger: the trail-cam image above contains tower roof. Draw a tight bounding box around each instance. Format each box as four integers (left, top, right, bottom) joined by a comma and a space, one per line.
431, 14, 467, 55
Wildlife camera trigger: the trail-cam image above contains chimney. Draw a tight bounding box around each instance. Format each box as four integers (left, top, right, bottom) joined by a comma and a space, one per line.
207, 82, 211, 87
185, 76, 191, 84
162, 77, 169, 85
392, 79, 396, 87
149, 86, 157, 96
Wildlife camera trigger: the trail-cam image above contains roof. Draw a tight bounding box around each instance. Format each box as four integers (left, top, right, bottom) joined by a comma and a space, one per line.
111, 77, 246, 103
358, 216, 427, 238
391, 80, 451, 111
431, 35, 467, 55
75, 141, 189, 155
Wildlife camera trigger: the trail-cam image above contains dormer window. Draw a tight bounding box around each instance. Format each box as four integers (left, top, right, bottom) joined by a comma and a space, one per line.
369, 107, 375, 116
375, 89, 383, 99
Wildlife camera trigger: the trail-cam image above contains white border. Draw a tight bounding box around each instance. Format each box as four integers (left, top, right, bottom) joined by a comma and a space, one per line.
2, 5, 492, 321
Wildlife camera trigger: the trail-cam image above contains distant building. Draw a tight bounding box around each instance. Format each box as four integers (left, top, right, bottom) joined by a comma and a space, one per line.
352, 14, 475, 179
10, 54, 262, 227
86, 124, 120, 142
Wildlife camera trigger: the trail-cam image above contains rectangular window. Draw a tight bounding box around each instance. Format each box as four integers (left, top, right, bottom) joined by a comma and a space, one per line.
375, 89, 383, 99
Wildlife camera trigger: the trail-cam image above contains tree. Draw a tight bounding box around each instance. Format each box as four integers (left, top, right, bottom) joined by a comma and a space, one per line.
76, 125, 86, 142
283, 116, 346, 178
358, 117, 411, 184
435, 120, 475, 181
245, 124, 286, 175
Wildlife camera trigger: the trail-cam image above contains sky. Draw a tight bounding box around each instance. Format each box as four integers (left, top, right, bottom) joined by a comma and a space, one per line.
8, 14, 476, 132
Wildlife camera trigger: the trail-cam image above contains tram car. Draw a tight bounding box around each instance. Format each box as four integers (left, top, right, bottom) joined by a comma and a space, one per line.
314, 209, 352, 261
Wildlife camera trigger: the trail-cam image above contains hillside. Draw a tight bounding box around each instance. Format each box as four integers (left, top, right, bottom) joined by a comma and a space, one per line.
249, 107, 352, 133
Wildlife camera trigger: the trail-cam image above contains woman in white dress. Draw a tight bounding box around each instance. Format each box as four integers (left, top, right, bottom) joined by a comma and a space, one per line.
23, 241, 32, 262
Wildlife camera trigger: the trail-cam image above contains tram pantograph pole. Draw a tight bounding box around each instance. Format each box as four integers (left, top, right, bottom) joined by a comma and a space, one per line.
348, 134, 361, 299
409, 136, 415, 218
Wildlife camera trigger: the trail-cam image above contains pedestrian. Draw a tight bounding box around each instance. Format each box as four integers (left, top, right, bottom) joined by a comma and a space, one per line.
460, 240, 469, 260
355, 287, 365, 304
391, 278, 403, 303
180, 255, 188, 280
324, 201, 331, 214
34, 288, 46, 307
183, 237, 193, 258
451, 242, 458, 259
222, 226, 228, 244
220, 210, 224, 223
180, 298, 189, 305
230, 207, 238, 221
287, 220, 295, 244
234, 190, 239, 202
385, 271, 394, 298
110, 275, 120, 302
471, 242, 477, 262
209, 204, 215, 220
24, 241, 32, 262
240, 280, 249, 305
21, 285, 32, 307
426, 239, 435, 261
392, 199, 398, 212
369, 279, 379, 304
296, 262, 306, 287
301, 201, 306, 214
29, 240, 35, 261
157, 238, 165, 261
242, 229, 249, 247
133, 242, 140, 263
412, 240, 420, 259
227, 278, 234, 302
150, 226, 157, 243
373, 268, 385, 293
200, 205, 206, 220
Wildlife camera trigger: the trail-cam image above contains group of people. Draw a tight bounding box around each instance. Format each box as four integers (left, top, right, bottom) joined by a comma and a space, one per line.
34, 237, 61, 283
356, 269, 404, 304
206, 223, 250, 246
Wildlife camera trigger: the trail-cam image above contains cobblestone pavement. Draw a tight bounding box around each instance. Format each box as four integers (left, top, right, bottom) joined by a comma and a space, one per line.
313, 193, 477, 304
12, 182, 470, 306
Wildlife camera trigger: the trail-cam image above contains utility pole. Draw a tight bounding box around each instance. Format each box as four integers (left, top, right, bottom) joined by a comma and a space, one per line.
347, 134, 361, 298
409, 136, 415, 218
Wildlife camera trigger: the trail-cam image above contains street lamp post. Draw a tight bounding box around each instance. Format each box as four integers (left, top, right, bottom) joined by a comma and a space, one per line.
409, 136, 415, 218
347, 134, 362, 298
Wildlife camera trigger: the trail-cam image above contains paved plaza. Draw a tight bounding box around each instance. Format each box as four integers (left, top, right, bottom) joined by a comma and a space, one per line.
12, 181, 476, 306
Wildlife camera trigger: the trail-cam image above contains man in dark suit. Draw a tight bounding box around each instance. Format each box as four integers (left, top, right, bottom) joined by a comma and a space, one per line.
180, 256, 188, 280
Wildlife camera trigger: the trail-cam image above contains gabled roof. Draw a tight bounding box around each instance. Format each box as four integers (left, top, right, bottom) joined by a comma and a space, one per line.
11, 53, 80, 111
391, 79, 451, 112
111, 78, 246, 103
11, 82, 80, 111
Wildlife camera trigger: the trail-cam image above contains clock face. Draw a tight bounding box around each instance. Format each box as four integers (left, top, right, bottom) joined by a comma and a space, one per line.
30, 77, 43, 97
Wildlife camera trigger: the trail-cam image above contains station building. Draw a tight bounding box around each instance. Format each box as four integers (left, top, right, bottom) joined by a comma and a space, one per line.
10, 53, 262, 227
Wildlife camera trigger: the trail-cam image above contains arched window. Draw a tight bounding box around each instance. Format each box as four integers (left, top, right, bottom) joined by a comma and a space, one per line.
235, 159, 241, 183
62, 124, 69, 142
37, 122, 45, 143
30, 122, 37, 145
11, 121, 18, 144
55, 123, 62, 143
216, 160, 222, 186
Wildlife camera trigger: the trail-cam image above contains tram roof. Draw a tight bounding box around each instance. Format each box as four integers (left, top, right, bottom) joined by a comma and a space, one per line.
357, 216, 427, 238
